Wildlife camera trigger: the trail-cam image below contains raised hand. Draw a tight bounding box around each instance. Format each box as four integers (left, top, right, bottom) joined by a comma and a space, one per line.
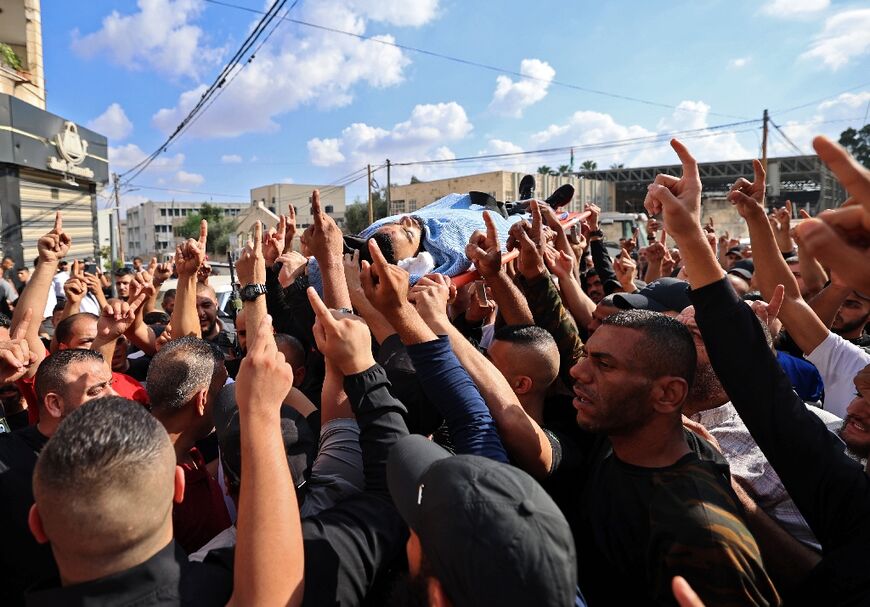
507, 200, 547, 280
792, 135, 870, 293
0, 309, 36, 383
644, 139, 703, 240
748, 283, 785, 337
175, 219, 208, 278
359, 239, 411, 316
96, 290, 148, 342
283, 207, 297, 254
307, 287, 374, 376
152, 261, 173, 287
301, 190, 343, 263
465, 211, 503, 279
727, 160, 766, 219
586, 202, 601, 232
235, 313, 294, 412
343, 250, 363, 295
37, 212, 71, 264
769, 200, 795, 252
156, 323, 172, 350
64, 261, 87, 304
129, 270, 156, 303
408, 274, 453, 322
277, 251, 308, 288
236, 221, 266, 287
613, 248, 638, 290
543, 246, 575, 281
264, 215, 286, 267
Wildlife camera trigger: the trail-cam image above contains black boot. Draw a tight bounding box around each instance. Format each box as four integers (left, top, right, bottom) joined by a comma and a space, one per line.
545, 184, 574, 210
519, 175, 535, 201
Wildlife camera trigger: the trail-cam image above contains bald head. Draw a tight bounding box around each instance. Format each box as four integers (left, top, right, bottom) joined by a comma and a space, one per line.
32, 397, 176, 576
489, 325, 559, 396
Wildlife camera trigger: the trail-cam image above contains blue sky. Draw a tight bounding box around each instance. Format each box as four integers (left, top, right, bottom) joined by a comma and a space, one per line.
40, 0, 870, 209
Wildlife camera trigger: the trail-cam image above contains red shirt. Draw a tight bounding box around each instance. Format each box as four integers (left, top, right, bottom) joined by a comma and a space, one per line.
173, 447, 232, 554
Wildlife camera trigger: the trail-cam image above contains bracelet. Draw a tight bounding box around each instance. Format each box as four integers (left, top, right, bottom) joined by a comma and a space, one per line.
588, 229, 604, 238
335, 307, 353, 315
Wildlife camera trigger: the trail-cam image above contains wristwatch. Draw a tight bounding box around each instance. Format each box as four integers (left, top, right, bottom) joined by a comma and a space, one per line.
240, 283, 268, 301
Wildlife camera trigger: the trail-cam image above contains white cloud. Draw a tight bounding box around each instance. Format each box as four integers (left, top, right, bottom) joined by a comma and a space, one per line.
530, 100, 751, 167
281, 177, 295, 184
728, 57, 751, 69
771, 90, 870, 156
71, 0, 223, 80
800, 9, 870, 69
762, 0, 829, 16
307, 101, 472, 181
482, 139, 523, 155
175, 170, 205, 186
87, 103, 133, 141
151, 0, 437, 139
108, 143, 185, 172
221, 154, 243, 164
488, 59, 555, 118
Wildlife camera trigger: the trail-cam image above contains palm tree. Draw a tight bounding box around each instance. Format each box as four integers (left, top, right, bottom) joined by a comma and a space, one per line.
581, 160, 597, 171
558, 164, 571, 176
610, 162, 625, 170
537, 165, 552, 176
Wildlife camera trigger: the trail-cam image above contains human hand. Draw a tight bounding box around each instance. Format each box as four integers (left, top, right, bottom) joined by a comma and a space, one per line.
146, 257, 158, 274
63, 276, 87, 304
129, 270, 156, 303
152, 260, 173, 287
672, 576, 706, 607
792, 135, 870, 293
236, 221, 266, 287
644, 140, 703, 241
623, 227, 640, 253
586, 202, 601, 232
408, 274, 453, 323
283, 207, 297, 254
307, 287, 374, 375
727, 159, 766, 220
37, 212, 71, 264
359, 239, 412, 318
507, 200, 547, 280
0, 309, 36, 383
645, 241, 667, 264
156, 323, 172, 350
613, 249, 638, 290
96, 290, 148, 342
748, 283, 785, 337
235, 313, 294, 415
174, 220, 208, 278
300, 190, 343, 264
263, 215, 286, 267
543, 246, 575, 280
465, 211, 503, 279
769, 200, 795, 252
647, 217, 662, 238
343, 250, 363, 294
277, 251, 308, 288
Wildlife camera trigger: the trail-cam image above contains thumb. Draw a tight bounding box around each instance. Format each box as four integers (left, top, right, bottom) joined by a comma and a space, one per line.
648, 183, 681, 210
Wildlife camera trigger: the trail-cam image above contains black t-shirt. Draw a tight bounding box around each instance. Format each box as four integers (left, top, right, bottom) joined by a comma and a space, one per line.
0, 425, 55, 606
548, 430, 779, 606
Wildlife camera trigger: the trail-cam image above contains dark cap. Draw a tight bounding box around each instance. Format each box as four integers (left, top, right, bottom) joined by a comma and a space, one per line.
726, 246, 743, 258
727, 267, 753, 282
213, 383, 315, 490
387, 435, 577, 607
612, 277, 691, 313
731, 259, 755, 275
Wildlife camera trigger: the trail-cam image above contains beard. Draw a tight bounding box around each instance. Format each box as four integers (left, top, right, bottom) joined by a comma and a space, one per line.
689, 362, 726, 405
839, 419, 870, 460
833, 314, 870, 336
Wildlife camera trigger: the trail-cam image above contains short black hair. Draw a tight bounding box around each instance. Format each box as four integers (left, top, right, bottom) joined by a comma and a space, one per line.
143, 311, 170, 326
493, 324, 555, 346
369, 231, 398, 264
0, 313, 10, 329
163, 289, 177, 299
146, 336, 223, 411
15, 266, 28, 273
35, 349, 105, 403
54, 313, 98, 347
34, 396, 168, 502
274, 333, 306, 369
601, 310, 696, 387
114, 267, 134, 277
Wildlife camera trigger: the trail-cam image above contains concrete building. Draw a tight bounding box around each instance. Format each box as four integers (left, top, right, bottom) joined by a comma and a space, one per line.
249, 183, 346, 229
125, 200, 247, 259
0, 0, 108, 272
0, 0, 45, 110
388, 171, 614, 214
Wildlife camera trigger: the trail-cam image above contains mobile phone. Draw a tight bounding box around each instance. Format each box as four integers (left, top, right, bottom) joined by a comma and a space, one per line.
475, 280, 488, 304
84, 263, 98, 274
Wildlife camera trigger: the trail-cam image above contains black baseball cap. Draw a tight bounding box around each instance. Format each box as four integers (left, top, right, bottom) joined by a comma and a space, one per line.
213, 383, 316, 491
612, 277, 691, 313
387, 435, 577, 607
726, 246, 743, 258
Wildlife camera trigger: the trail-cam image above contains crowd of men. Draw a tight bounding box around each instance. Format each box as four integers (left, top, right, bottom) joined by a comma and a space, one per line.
0, 133, 869, 606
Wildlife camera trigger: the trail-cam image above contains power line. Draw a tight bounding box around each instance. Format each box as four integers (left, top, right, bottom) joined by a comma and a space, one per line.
770, 120, 805, 155
202, 0, 749, 120
771, 81, 870, 116
124, 184, 250, 198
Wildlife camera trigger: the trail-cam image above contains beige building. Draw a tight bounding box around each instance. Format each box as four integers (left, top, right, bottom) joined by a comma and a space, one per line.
249, 183, 346, 229
0, 0, 45, 110
232, 200, 279, 251
388, 171, 614, 214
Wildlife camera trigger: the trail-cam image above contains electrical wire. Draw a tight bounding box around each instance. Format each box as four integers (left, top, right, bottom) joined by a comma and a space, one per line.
770, 120, 805, 155
771, 81, 870, 116
202, 0, 749, 120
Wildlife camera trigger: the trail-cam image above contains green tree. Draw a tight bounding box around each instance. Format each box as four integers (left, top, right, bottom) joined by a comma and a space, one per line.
537, 165, 552, 176
610, 162, 625, 170
581, 160, 597, 171
558, 164, 572, 176
839, 124, 870, 168
344, 188, 389, 234
410, 175, 422, 184
175, 203, 237, 256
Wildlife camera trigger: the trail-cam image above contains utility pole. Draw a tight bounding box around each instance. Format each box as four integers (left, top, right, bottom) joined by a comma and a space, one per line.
386, 159, 391, 213
367, 164, 373, 225
112, 173, 126, 265
761, 109, 769, 175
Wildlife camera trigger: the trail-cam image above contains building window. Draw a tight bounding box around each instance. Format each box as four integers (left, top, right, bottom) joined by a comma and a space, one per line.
50, 188, 59, 200
325, 205, 334, 213
408, 199, 417, 211
161, 209, 167, 216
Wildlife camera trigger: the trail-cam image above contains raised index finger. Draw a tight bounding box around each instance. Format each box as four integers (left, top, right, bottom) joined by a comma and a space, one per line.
813, 135, 870, 206
306, 286, 336, 328
368, 238, 390, 272
482, 211, 499, 247
670, 139, 699, 181
199, 219, 208, 248
530, 200, 543, 244
311, 190, 322, 226
253, 221, 263, 255
54, 211, 62, 233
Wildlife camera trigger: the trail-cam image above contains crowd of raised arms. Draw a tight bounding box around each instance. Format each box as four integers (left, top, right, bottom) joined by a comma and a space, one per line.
1, 134, 869, 607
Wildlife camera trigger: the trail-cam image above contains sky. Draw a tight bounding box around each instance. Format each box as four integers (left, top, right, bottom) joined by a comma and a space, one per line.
39, 0, 870, 211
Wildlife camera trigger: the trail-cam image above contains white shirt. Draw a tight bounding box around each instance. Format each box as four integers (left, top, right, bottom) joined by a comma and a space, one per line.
52, 271, 69, 298
806, 332, 870, 418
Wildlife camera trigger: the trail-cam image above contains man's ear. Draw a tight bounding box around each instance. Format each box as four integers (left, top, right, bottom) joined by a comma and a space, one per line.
174, 465, 186, 504
194, 389, 208, 417
28, 504, 49, 544
650, 376, 689, 415
513, 375, 533, 396
43, 394, 64, 420
293, 366, 306, 386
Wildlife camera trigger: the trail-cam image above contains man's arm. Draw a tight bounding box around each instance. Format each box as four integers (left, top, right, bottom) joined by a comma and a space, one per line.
543, 247, 595, 330
305, 190, 351, 310
12, 213, 70, 377
230, 314, 304, 607
171, 220, 207, 338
